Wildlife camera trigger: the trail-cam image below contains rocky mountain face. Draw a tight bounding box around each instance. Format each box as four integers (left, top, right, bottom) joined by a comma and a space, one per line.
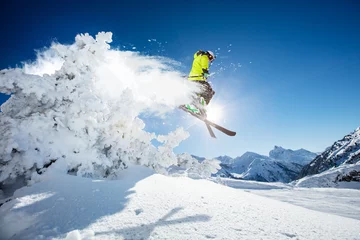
299, 127, 360, 178
213, 148, 317, 183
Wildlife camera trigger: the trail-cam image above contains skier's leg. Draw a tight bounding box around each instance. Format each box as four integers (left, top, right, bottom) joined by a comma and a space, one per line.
193, 81, 206, 109
193, 81, 213, 117
198, 81, 215, 106
184, 81, 214, 115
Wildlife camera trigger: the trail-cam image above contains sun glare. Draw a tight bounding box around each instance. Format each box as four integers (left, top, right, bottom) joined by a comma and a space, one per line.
206, 105, 223, 122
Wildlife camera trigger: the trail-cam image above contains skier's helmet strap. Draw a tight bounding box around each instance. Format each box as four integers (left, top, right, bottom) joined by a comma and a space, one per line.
207, 51, 216, 62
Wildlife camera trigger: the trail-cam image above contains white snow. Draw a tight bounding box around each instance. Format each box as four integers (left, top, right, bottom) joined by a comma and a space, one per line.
222, 178, 360, 220
0, 166, 359, 240
295, 162, 360, 188
23, 49, 65, 76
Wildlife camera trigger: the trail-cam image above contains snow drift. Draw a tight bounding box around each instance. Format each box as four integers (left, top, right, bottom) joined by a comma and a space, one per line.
0, 32, 213, 187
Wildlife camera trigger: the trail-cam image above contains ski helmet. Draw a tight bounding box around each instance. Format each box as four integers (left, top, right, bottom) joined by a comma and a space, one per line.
207, 51, 216, 62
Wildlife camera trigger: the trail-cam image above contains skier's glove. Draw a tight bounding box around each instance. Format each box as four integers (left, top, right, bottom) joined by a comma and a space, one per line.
203, 73, 210, 79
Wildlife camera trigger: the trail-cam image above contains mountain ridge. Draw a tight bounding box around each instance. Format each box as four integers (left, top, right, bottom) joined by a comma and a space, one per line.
299, 127, 360, 178
199, 147, 318, 183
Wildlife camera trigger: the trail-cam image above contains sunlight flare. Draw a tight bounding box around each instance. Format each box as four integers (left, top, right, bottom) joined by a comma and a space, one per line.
206, 104, 223, 122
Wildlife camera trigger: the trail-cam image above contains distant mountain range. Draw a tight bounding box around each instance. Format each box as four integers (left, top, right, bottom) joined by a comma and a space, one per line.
191, 127, 360, 186
193, 147, 318, 183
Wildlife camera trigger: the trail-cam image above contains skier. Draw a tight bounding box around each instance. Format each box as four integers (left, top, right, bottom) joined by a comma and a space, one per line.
180, 50, 236, 137
185, 50, 216, 115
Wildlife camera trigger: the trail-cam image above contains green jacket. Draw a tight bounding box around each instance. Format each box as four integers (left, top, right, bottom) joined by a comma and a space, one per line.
188, 50, 209, 81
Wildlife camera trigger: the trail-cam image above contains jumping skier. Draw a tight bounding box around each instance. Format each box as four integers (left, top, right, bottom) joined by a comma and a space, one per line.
185, 50, 216, 115
180, 50, 236, 138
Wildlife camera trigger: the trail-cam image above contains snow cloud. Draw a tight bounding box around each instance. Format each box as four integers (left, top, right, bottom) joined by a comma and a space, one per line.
23, 48, 65, 76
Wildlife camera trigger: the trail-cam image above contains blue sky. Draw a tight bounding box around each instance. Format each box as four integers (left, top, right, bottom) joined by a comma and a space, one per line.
1, 0, 359, 158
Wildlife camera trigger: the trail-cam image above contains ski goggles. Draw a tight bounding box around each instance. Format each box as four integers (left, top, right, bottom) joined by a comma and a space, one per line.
208, 55, 215, 62
208, 54, 216, 63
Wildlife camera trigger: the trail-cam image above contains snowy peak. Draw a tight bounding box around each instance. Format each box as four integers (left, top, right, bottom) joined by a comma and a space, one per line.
230, 152, 271, 173
215, 155, 234, 165
269, 146, 317, 165
299, 127, 360, 178
234, 151, 268, 162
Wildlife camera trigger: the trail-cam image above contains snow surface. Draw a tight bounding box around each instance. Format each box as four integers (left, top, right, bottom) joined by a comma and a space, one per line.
222, 178, 360, 220
1, 165, 359, 240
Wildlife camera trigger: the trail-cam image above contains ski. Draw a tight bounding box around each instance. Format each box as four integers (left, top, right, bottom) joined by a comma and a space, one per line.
180, 106, 236, 137
198, 107, 217, 138
205, 123, 216, 138
203, 118, 236, 136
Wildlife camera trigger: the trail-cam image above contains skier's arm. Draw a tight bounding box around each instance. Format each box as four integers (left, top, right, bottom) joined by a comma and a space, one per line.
200, 55, 209, 77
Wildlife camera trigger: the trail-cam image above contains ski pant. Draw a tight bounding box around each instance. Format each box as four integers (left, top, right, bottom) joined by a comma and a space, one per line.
192, 80, 215, 105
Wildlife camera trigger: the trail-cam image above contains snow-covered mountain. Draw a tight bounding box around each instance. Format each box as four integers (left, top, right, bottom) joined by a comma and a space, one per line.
269, 146, 317, 165
299, 127, 360, 178
210, 147, 316, 183
215, 155, 234, 165
219, 152, 303, 182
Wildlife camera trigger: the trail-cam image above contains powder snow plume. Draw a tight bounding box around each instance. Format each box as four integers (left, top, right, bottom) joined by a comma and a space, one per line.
0, 32, 204, 183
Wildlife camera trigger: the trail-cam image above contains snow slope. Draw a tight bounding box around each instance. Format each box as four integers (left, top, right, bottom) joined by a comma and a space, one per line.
1, 165, 359, 240
221, 178, 360, 220
295, 162, 360, 188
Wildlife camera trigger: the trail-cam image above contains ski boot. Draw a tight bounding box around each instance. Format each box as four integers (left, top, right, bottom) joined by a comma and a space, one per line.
185, 104, 201, 114
195, 96, 207, 118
